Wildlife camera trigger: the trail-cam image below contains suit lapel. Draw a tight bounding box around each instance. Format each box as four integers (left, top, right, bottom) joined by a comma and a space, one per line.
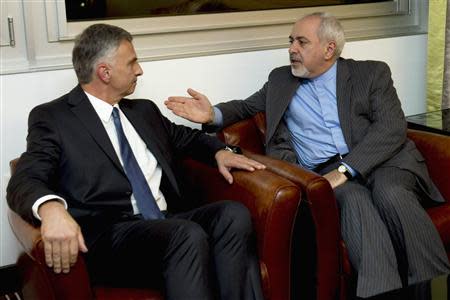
266, 73, 300, 143
68, 86, 124, 173
336, 59, 353, 147
119, 101, 180, 196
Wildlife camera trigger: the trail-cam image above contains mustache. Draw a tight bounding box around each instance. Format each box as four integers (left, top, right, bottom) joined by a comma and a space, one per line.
289, 54, 302, 62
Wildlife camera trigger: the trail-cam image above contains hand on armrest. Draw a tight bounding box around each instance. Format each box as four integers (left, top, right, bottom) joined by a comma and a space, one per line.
39, 201, 88, 274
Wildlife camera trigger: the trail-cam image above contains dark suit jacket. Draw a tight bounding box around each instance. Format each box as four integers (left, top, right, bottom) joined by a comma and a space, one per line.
207, 58, 444, 202
7, 85, 226, 246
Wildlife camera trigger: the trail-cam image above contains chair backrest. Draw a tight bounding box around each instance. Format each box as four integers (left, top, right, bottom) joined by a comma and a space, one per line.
407, 129, 450, 201
218, 112, 266, 154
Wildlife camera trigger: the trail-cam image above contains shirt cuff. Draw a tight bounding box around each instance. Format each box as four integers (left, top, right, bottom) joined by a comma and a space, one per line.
32, 195, 68, 221
211, 106, 224, 126
341, 162, 358, 178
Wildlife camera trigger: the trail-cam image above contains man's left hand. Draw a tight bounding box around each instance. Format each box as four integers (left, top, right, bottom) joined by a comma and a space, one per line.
215, 150, 266, 184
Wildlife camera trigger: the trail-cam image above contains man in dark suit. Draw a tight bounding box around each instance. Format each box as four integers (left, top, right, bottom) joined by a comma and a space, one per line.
165, 12, 450, 299
7, 24, 266, 300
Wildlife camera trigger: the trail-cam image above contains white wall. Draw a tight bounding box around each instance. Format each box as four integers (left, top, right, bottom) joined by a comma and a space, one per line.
0, 34, 428, 267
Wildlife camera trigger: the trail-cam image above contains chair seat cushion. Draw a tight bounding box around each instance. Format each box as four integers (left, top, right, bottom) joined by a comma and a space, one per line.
93, 287, 163, 300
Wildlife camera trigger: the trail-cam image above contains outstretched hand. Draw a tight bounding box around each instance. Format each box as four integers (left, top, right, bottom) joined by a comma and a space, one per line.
165, 88, 214, 124
215, 150, 266, 184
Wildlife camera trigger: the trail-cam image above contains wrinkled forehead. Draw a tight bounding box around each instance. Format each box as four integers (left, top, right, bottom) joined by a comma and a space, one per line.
290, 16, 321, 40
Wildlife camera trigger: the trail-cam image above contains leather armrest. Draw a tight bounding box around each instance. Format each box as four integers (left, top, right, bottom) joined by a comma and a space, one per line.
219, 114, 343, 299
8, 158, 94, 299
238, 151, 342, 300
8, 209, 40, 254
181, 158, 301, 300
407, 129, 450, 200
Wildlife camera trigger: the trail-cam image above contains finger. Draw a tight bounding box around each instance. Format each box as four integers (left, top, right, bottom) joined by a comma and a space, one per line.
44, 240, 53, 267
236, 157, 266, 170
165, 103, 187, 115
245, 159, 266, 169
170, 109, 191, 119
235, 163, 255, 171
69, 238, 78, 266
234, 155, 265, 168
78, 232, 88, 253
166, 97, 190, 104
60, 241, 71, 273
224, 158, 256, 171
164, 102, 181, 112
52, 241, 62, 273
218, 165, 233, 184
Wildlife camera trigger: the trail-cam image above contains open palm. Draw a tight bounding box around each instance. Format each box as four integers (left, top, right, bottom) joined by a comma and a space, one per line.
165, 88, 214, 123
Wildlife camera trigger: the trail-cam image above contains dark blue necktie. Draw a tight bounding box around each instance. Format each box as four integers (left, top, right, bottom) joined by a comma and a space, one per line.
112, 107, 164, 220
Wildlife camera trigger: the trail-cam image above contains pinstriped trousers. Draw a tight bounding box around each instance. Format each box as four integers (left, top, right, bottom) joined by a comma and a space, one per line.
321, 165, 450, 298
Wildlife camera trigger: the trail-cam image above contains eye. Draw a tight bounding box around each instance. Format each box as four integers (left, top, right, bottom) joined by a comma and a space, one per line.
297, 39, 309, 47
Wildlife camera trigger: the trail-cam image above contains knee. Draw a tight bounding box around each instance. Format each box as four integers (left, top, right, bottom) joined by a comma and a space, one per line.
220, 201, 252, 233
372, 182, 413, 210
371, 169, 416, 203
172, 222, 209, 252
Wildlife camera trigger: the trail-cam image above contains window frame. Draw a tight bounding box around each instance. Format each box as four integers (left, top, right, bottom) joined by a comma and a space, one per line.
1, 0, 427, 74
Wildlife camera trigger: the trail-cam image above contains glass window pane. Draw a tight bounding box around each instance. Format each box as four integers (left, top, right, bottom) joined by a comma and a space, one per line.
65, 0, 390, 22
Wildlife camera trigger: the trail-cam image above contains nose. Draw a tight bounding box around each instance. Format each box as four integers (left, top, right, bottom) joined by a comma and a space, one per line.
136, 63, 143, 76
289, 41, 298, 54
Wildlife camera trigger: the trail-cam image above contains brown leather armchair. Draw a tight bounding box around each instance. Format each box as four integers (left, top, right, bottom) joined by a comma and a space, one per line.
8, 157, 301, 300
218, 112, 450, 300
406, 129, 450, 258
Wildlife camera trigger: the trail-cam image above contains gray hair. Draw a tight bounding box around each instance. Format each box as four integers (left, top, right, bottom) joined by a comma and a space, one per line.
72, 24, 133, 84
301, 12, 346, 58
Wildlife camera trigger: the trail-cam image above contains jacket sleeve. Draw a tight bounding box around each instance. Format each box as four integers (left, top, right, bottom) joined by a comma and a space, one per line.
7, 105, 62, 225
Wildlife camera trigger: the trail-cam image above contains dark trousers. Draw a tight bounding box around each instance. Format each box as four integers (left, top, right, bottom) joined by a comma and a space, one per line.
84, 200, 263, 300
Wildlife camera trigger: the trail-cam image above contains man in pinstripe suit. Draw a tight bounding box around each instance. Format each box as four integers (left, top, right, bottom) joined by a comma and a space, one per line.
166, 12, 450, 299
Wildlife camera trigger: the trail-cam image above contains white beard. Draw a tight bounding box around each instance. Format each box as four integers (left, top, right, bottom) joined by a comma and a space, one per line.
291, 65, 311, 78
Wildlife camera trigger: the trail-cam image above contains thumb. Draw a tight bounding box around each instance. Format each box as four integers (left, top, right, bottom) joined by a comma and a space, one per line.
187, 88, 202, 99
218, 165, 234, 184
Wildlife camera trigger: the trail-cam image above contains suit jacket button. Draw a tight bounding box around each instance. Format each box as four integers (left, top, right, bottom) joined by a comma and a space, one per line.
126, 191, 132, 196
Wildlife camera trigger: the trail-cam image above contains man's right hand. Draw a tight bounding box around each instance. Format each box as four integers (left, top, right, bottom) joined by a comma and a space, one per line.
38, 201, 88, 274
165, 88, 214, 123
323, 169, 348, 189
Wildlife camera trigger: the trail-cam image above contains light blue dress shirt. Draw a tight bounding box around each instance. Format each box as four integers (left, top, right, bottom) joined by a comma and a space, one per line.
284, 62, 351, 171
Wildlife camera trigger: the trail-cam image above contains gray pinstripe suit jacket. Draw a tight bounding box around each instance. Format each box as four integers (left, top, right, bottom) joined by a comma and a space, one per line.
211, 58, 444, 203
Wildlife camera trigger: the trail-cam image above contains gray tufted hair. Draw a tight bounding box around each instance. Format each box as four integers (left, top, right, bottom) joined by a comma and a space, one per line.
300, 12, 346, 58
72, 24, 133, 84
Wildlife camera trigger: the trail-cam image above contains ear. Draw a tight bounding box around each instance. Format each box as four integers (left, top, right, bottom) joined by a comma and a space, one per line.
324, 41, 337, 60
96, 63, 111, 83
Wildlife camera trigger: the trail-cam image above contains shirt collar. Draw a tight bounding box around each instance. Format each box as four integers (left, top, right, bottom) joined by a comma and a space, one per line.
84, 91, 118, 122
311, 61, 337, 84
